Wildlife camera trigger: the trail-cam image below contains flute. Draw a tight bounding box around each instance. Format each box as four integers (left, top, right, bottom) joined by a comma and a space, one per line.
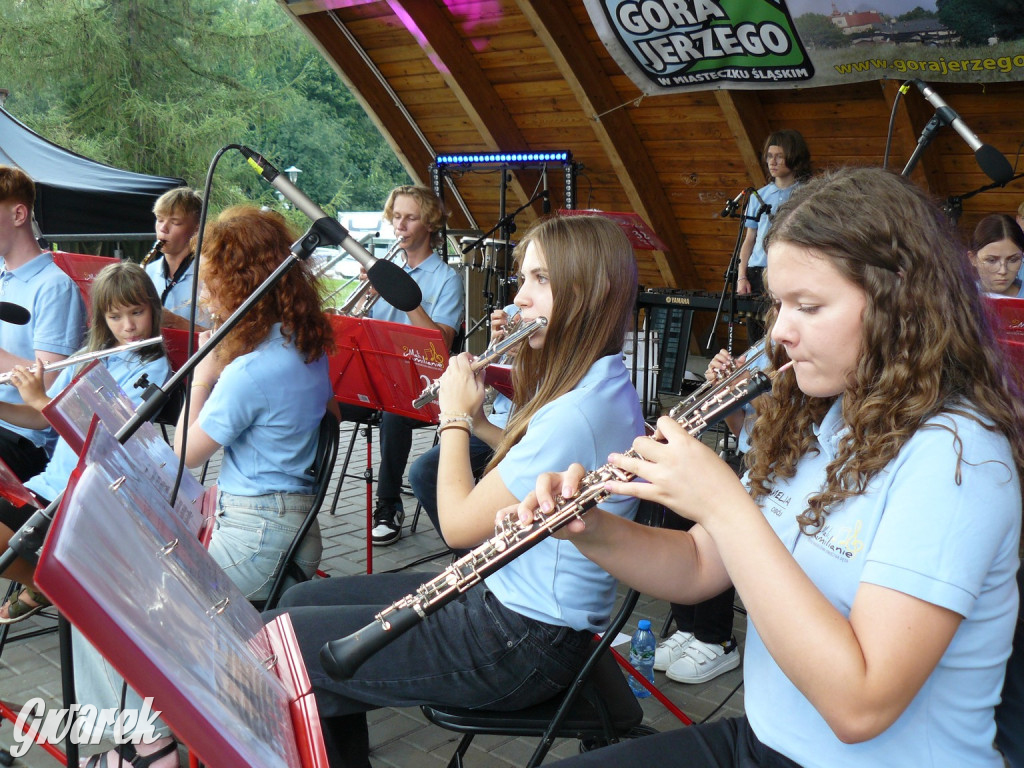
411, 317, 547, 409
320, 361, 788, 681
0, 337, 164, 386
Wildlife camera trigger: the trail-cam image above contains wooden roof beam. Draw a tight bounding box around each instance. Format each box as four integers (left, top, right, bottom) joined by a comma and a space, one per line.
715, 91, 770, 184
387, 0, 538, 217
515, 0, 695, 288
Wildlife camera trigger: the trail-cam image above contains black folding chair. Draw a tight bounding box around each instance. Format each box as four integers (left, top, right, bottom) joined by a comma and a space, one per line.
419, 500, 664, 767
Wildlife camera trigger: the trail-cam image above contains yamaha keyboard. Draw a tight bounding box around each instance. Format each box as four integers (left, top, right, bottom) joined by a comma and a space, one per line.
637, 288, 764, 315
631, 289, 766, 415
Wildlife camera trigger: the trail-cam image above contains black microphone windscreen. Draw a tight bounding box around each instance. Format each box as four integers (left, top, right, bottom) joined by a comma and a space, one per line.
366, 259, 422, 313
975, 144, 1014, 186
0, 302, 31, 325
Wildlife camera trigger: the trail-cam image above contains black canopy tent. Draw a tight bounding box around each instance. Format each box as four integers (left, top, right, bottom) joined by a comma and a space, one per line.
0, 107, 184, 240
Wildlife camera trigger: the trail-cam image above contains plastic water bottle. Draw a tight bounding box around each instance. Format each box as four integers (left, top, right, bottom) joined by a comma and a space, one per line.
627, 619, 656, 698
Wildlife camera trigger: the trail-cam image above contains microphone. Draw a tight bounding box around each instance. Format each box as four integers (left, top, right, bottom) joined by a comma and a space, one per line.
0, 302, 30, 325
721, 188, 749, 218
541, 168, 551, 214
912, 80, 1013, 185
239, 147, 422, 312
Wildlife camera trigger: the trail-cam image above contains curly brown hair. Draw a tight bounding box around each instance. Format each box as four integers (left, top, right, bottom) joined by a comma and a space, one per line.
747, 167, 1024, 533
199, 206, 333, 364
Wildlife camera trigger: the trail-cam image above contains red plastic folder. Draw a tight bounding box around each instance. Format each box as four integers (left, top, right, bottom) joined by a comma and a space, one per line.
556, 209, 668, 251
326, 314, 448, 423
35, 420, 328, 768
0, 457, 41, 509
984, 296, 1024, 372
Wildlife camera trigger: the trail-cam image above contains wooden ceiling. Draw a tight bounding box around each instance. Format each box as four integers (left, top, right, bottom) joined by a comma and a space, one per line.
278, 0, 1024, 293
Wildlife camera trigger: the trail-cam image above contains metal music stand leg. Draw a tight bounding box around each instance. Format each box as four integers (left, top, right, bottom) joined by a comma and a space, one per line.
363, 422, 374, 575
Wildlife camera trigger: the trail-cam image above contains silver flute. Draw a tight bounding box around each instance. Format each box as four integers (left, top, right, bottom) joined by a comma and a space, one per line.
320, 362, 784, 681
411, 316, 547, 409
0, 337, 164, 386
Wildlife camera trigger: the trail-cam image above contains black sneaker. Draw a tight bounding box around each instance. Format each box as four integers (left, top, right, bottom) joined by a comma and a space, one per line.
371, 500, 405, 546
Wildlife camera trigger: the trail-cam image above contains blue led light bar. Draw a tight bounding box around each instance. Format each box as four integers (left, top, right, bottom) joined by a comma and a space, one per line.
434, 151, 571, 166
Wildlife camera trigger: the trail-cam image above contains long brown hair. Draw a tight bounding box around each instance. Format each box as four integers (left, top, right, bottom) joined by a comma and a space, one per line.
87, 262, 164, 363
747, 167, 1024, 532
487, 215, 637, 469
199, 206, 333, 363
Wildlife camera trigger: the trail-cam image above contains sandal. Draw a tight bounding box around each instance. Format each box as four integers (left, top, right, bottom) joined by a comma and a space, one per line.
0, 587, 51, 624
82, 738, 178, 768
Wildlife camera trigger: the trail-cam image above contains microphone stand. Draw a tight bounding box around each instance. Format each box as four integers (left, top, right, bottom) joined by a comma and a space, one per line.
705, 190, 752, 355
902, 108, 952, 178
0, 221, 329, 574
943, 172, 1024, 224
461, 189, 547, 344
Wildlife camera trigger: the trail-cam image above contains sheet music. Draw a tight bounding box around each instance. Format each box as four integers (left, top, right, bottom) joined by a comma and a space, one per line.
38, 422, 306, 767
42, 361, 205, 536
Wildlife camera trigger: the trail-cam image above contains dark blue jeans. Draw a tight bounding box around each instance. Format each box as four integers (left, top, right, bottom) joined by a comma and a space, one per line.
408, 437, 495, 547
268, 572, 593, 767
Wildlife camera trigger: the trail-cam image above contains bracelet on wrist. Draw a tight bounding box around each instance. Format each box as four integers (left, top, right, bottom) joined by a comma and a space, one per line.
438, 423, 471, 437
191, 381, 212, 393
438, 412, 473, 434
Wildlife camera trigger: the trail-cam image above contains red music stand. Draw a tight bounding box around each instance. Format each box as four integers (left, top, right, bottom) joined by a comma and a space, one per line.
34, 420, 328, 767
160, 328, 201, 373
52, 252, 118, 316
984, 296, 1024, 372
556, 209, 668, 251
327, 314, 448, 572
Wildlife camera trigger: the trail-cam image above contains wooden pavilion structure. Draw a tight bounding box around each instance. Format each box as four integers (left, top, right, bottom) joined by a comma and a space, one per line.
277, 0, 1024, 297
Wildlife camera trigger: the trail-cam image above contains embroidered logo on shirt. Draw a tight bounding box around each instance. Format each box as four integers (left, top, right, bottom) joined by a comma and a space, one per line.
812, 520, 864, 561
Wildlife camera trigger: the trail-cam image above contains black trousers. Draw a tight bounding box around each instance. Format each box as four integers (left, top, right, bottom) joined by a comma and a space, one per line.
547, 715, 802, 768
665, 513, 735, 643
0, 425, 48, 482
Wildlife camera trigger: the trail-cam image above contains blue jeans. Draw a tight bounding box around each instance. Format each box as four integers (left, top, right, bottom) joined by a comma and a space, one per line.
206, 490, 321, 602
267, 572, 593, 767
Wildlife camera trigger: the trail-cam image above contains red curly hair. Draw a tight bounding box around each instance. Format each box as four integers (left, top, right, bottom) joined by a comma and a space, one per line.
199, 206, 333, 363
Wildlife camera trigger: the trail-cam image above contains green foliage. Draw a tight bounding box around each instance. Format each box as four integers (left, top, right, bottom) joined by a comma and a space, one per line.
896, 7, 938, 22
0, 0, 409, 217
936, 0, 996, 45
794, 13, 847, 50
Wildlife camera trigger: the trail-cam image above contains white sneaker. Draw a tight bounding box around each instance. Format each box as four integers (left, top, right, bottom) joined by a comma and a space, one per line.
653, 630, 694, 672
665, 637, 740, 684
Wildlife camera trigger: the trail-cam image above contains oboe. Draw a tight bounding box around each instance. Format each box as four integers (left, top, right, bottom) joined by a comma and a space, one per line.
411, 317, 547, 409
320, 363, 783, 681
0, 337, 164, 386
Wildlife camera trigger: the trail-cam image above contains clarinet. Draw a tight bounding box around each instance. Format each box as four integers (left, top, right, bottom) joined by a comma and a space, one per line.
319, 364, 781, 681
141, 240, 164, 267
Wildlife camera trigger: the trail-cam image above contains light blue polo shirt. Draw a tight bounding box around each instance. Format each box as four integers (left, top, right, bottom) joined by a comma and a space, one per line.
746, 397, 1019, 767
368, 251, 463, 332
198, 324, 332, 496
744, 181, 800, 269
144, 256, 211, 327
25, 350, 171, 503
487, 354, 645, 634
0, 252, 86, 446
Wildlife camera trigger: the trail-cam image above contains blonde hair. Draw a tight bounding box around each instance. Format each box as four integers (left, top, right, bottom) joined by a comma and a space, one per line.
487, 215, 637, 469
153, 187, 202, 220
383, 185, 447, 249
